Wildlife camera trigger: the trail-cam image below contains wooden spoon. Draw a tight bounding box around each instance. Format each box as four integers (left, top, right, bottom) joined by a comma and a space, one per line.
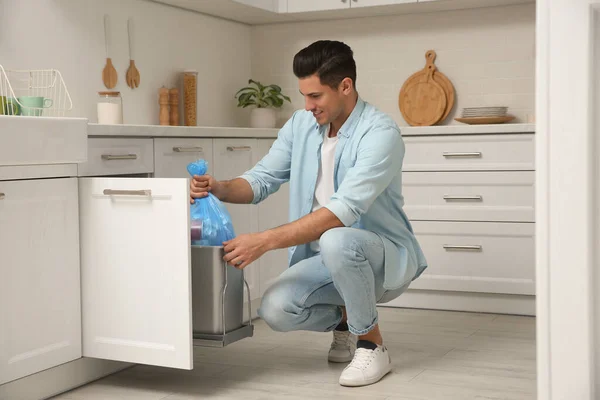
126, 18, 140, 89
102, 15, 117, 89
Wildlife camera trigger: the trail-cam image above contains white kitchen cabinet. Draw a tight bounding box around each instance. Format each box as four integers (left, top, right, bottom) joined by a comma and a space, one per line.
287, 0, 349, 13
402, 171, 535, 222
79, 177, 194, 370
402, 134, 535, 172
212, 139, 260, 302
232, 0, 283, 11
408, 221, 535, 295
255, 139, 290, 297
287, 0, 414, 12
351, 0, 415, 7
78, 138, 154, 177
0, 178, 81, 385
153, 138, 213, 178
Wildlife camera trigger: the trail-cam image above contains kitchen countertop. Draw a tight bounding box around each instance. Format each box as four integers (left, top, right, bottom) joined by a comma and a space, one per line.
88, 122, 536, 138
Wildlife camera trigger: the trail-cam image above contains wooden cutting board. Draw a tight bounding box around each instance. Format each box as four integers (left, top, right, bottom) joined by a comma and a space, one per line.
399, 50, 453, 126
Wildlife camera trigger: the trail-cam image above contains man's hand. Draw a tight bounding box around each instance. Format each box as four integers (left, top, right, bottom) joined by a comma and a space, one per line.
223, 232, 272, 270
190, 174, 225, 204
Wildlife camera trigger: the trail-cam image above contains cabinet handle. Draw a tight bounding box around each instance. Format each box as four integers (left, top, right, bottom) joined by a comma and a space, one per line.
443, 245, 482, 251
103, 189, 152, 196
101, 154, 138, 161
173, 146, 203, 153
0, 193, 4, 200
443, 195, 483, 201
227, 146, 251, 152
341, 0, 347, 2
442, 152, 482, 158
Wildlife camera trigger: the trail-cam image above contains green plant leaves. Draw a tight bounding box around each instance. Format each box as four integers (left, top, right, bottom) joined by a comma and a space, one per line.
235, 79, 291, 109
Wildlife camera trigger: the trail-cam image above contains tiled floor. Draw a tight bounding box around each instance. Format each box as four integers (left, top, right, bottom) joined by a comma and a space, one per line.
51, 307, 536, 400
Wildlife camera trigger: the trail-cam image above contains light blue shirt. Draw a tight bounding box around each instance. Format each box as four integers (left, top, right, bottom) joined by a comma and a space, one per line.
240, 97, 427, 292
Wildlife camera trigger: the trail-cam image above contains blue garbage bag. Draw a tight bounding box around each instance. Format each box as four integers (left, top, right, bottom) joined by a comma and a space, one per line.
187, 159, 235, 246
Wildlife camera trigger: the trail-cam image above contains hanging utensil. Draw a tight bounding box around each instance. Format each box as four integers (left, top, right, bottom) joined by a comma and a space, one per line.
102, 15, 118, 89
126, 18, 140, 89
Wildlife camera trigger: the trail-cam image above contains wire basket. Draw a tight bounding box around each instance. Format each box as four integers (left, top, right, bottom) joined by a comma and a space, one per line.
0, 65, 73, 117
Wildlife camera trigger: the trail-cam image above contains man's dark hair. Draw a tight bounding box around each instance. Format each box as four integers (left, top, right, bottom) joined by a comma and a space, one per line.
293, 40, 357, 89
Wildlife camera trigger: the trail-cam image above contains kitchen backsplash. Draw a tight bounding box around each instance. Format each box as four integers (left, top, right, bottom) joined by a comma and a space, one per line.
251, 3, 535, 127
1, 1, 534, 128
0, 0, 252, 126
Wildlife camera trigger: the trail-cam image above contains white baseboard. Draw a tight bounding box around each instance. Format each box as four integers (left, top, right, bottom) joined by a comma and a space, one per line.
381, 289, 536, 316
0, 358, 132, 400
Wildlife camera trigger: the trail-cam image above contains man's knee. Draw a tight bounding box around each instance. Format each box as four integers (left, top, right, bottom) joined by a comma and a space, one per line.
319, 227, 361, 273
257, 286, 300, 332
319, 227, 354, 257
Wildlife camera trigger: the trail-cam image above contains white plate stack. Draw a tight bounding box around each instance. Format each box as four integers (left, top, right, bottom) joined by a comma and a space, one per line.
455, 106, 514, 124
461, 106, 508, 118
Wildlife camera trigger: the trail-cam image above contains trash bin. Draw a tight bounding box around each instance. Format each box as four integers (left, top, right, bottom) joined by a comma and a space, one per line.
191, 245, 253, 347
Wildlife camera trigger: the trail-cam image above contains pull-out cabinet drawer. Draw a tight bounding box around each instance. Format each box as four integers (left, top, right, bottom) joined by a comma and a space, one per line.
408, 221, 535, 295
79, 177, 252, 370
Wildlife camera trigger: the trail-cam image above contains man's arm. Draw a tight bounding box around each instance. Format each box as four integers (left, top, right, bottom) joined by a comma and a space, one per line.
218, 178, 255, 204
263, 207, 344, 251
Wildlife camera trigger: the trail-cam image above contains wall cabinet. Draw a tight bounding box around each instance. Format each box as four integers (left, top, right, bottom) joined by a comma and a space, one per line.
287, 0, 415, 13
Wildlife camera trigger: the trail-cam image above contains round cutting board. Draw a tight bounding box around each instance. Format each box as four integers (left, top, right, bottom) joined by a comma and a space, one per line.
399, 50, 449, 126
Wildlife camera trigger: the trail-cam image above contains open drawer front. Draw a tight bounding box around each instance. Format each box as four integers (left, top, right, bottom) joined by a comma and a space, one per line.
78, 177, 253, 371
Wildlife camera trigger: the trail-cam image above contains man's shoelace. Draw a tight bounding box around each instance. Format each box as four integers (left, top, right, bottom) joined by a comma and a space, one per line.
347, 348, 376, 370
332, 330, 351, 348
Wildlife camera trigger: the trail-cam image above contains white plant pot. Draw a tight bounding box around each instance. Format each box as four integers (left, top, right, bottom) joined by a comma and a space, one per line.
250, 108, 277, 128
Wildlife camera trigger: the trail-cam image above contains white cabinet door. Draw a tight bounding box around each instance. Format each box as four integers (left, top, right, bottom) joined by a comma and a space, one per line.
79, 177, 193, 370
287, 0, 349, 13
351, 0, 415, 7
154, 138, 213, 178
232, 0, 281, 11
212, 139, 260, 302
0, 178, 81, 385
255, 139, 290, 297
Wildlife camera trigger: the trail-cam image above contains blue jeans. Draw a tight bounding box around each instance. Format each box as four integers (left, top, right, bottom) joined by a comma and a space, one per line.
257, 227, 409, 336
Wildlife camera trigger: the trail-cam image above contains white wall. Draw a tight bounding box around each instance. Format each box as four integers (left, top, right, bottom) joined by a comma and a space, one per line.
0, 0, 252, 126
251, 3, 535, 127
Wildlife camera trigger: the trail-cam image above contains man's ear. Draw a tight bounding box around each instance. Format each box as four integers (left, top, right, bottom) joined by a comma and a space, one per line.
340, 77, 353, 94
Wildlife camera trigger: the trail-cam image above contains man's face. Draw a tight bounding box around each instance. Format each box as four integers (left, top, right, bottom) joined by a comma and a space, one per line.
298, 74, 345, 126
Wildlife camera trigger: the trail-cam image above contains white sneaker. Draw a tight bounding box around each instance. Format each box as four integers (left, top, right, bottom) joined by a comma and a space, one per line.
338, 343, 392, 387
328, 330, 357, 363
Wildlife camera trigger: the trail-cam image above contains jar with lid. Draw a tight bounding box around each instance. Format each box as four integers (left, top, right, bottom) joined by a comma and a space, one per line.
182, 70, 197, 126
97, 91, 123, 124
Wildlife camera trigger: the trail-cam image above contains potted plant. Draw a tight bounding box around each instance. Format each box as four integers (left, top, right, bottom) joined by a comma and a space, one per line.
235, 79, 291, 128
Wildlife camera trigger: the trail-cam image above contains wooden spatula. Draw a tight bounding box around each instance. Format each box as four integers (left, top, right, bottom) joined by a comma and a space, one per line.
102, 15, 117, 89
126, 18, 140, 89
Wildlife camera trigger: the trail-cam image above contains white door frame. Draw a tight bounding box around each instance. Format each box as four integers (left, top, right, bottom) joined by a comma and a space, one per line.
536, 0, 597, 398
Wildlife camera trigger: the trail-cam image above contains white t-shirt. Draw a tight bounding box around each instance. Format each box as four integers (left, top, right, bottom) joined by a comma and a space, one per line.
311, 124, 338, 252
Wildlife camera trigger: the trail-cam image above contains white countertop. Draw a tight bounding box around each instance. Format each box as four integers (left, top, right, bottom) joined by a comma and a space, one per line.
88, 122, 536, 138
88, 123, 280, 138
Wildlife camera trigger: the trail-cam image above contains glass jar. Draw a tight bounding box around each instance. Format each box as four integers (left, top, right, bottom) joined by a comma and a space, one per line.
97, 91, 123, 124
182, 70, 197, 126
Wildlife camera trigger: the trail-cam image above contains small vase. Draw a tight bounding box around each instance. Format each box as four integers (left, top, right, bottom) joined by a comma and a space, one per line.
250, 107, 277, 128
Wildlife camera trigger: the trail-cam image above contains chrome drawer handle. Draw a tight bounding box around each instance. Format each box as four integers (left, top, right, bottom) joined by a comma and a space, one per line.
103, 189, 152, 196
443, 245, 482, 251
227, 146, 251, 152
0, 193, 4, 200
443, 195, 483, 201
101, 154, 138, 161
442, 152, 482, 158
173, 146, 203, 153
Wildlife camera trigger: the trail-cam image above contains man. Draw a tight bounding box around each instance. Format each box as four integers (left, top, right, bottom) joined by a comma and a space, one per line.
190, 40, 427, 387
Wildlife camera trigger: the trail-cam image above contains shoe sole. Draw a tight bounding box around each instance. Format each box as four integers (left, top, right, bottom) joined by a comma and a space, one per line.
328, 353, 354, 363
338, 364, 392, 387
